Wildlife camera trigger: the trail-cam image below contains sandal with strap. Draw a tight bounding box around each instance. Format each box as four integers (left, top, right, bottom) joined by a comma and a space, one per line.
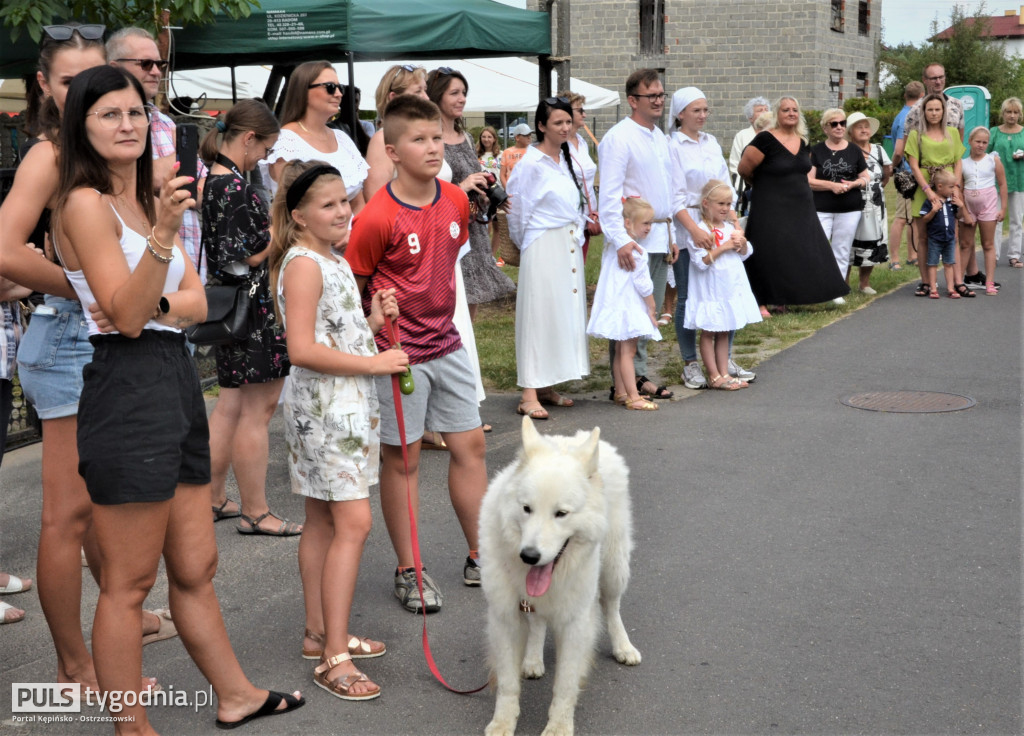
954, 283, 975, 298
623, 397, 658, 411
612, 393, 629, 406
915, 283, 931, 297
516, 401, 549, 420
537, 390, 574, 407
636, 375, 674, 400
214, 690, 305, 729
710, 375, 746, 391
986, 281, 999, 295
237, 511, 303, 536
303, 630, 387, 660
313, 652, 380, 701
212, 498, 241, 522
1010, 258, 1023, 268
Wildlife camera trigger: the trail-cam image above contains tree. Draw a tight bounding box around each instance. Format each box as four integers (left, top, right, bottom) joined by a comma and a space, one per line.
0, 0, 259, 44
880, 2, 1024, 124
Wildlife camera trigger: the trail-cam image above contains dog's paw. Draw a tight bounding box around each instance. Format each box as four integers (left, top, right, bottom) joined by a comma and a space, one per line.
485, 718, 518, 736
521, 658, 545, 679
613, 643, 641, 666
540, 719, 574, 736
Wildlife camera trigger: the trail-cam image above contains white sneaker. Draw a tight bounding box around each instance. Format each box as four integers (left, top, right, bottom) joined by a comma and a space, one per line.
681, 362, 707, 390
728, 359, 756, 383
859, 286, 877, 295
832, 296, 846, 305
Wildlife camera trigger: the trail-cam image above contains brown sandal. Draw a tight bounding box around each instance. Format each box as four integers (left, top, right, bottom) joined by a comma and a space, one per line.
313, 652, 380, 701
302, 629, 386, 660
537, 390, 574, 407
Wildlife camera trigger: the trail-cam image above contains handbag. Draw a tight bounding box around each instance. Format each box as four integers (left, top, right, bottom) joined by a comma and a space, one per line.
494, 212, 520, 268
184, 279, 258, 345
893, 168, 917, 199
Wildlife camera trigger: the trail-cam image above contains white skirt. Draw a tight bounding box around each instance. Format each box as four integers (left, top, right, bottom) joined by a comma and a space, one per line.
515, 225, 590, 388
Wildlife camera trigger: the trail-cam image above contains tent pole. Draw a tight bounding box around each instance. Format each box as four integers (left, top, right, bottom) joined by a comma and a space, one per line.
347, 52, 358, 138
230, 66, 237, 105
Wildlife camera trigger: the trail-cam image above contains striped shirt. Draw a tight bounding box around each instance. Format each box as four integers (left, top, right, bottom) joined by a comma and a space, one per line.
347, 179, 469, 363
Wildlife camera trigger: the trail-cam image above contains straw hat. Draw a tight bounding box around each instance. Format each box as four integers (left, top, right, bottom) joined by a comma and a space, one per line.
845, 111, 879, 137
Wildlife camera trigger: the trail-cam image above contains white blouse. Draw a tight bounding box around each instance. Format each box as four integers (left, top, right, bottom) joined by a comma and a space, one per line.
506, 144, 586, 252
262, 128, 369, 200
962, 153, 998, 190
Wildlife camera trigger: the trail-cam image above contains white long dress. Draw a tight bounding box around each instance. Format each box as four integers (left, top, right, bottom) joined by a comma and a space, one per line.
587, 245, 662, 341
683, 222, 762, 332
507, 145, 590, 388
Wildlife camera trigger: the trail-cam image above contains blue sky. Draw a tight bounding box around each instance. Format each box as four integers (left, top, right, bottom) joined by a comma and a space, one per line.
882, 0, 996, 46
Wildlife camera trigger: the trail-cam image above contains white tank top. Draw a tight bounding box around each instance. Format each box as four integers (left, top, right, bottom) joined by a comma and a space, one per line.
61, 199, 185, 336
963, 154, 997, 190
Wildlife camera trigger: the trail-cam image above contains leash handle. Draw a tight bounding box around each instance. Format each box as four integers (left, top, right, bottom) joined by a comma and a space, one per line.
383, 317, 488, 695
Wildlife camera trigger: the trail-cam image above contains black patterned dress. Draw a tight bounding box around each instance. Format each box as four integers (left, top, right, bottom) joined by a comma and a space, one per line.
445, 134, 516, 304
201, 171, 289, 387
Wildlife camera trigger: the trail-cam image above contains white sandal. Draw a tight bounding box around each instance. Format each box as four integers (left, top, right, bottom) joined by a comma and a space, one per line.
0, 601, 26, 624
0, 574, 32, 595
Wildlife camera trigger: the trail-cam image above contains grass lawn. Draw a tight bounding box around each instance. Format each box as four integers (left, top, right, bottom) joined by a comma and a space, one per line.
474, 185, 923, 394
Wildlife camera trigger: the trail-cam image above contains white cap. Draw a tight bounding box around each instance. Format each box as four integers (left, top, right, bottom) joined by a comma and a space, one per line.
511, 123, 533, 136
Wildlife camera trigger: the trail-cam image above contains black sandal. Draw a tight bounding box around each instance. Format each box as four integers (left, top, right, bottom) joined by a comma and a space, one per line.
954, 283, 976, 298
636, 375, 674, 400
914, 283, 930, 297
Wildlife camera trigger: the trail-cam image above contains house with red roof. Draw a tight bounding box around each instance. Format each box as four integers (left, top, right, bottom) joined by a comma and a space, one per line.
932, 5, 1024, 57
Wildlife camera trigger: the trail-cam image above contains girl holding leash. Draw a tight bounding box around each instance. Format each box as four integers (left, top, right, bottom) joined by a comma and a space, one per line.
587, 196, 662, 411
270, 160, 408, 701
683, 180, 762, 390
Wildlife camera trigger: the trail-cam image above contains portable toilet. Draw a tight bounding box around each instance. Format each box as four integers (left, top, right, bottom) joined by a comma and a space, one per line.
945, 84, 991, 151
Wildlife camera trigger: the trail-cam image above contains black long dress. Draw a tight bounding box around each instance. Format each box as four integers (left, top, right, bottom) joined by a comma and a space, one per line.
743, 132, 850, 305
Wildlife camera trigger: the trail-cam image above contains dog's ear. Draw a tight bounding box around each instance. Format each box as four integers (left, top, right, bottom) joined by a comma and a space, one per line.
521, 414, 543, 456
577, 426, 600, 476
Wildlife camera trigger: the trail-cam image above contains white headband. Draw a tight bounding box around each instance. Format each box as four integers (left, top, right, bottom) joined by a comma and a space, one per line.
669, 87, 706, 125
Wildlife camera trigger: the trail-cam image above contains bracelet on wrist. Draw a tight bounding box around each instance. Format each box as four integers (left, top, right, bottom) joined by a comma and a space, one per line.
146, 237, 174, 263
149, 227, 174, 252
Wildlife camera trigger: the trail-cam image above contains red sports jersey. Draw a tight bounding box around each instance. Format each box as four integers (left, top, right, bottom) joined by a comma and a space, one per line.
347, 179, 470, 362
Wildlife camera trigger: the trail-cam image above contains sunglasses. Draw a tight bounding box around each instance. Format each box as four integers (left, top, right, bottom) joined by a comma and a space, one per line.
116, 58, 169, 72
572, 107, 586, 114
828, 120, 847, 128
544, 96, 570, 106
43, 24, 105, 42
309, 81, 343, 95
434, 66, 459, 76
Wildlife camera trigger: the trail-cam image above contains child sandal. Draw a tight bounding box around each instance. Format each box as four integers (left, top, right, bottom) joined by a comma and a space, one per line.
302, 630, 386, 660
985, 282, 998, 295
313, 652, 380, 701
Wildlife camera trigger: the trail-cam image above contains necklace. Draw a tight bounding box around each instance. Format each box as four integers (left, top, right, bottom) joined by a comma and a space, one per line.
113, 193, 149, 232
297, 120, 310, 133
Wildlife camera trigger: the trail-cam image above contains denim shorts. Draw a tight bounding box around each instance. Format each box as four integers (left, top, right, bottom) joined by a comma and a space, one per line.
374, 347, 481, 445
78, 331, 211, 505
17, 297, 93, 420
926, 238, 957, 267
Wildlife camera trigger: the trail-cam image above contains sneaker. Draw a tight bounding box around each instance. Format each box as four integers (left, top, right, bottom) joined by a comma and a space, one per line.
681, 361, 707, 390
394, 568, 442, 613
463, 556, 481, 586
832, 296, 846, 305
858, 286, 877, 295
728, 359, 756, 383
963, 271, 984, 286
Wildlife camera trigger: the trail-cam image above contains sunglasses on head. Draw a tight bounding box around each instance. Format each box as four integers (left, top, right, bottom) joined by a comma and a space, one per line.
828, 119, 847, 128
116, 58, 169, 72
544, 96, 570, 106
309, 81, 343, 95
435, 66, 458, 76
43, 24, 105, 42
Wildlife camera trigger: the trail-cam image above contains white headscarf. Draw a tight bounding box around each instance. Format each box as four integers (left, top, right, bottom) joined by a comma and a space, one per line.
668, 87, 706, 130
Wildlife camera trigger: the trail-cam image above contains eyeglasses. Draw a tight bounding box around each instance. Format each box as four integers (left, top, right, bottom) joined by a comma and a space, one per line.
924, 74, 946, 81
309, 82, 343, 96
116, 58, 169, 72
630, 92, 667, 102
87, 106, 150, 129
260, 141, 275, 157
827, 120, 847, 128
43, 24, 105, 42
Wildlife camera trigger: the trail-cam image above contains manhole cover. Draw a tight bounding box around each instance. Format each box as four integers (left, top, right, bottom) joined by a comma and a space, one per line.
841, 390, 975, 413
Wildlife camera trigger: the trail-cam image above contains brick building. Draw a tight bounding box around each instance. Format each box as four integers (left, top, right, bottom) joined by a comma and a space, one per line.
530, 0, 881, 146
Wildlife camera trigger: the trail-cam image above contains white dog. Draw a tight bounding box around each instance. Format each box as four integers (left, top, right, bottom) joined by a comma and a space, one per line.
479, 417, 641, 736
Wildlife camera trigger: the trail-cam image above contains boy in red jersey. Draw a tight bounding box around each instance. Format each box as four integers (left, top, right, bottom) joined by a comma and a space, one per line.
347, 96, 487, 613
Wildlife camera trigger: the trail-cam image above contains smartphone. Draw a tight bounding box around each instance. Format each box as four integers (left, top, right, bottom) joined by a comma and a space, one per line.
175, 123, 199, 200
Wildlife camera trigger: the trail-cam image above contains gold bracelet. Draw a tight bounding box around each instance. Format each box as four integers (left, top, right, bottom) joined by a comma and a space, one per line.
146, 237, 173, 263
149, 227, 174, 252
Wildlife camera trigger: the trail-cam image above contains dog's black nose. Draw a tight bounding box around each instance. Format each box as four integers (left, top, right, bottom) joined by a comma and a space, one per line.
520, 547, 541, 565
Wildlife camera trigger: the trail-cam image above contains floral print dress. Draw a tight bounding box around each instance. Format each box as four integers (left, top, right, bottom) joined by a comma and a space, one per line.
278, 247, 380, 501
201, 172, 289, 387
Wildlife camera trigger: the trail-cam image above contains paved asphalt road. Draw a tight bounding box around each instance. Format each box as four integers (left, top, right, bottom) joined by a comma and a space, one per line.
1, 274, 1020, 736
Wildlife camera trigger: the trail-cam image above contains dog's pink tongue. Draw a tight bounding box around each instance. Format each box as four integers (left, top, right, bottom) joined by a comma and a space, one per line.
525, 562, 554, 597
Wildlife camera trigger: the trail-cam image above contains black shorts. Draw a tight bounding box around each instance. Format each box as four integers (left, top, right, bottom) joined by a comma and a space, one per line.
79, 331, 211, 505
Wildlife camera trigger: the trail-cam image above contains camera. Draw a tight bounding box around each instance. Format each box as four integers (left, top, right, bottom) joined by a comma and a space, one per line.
473, 172, 508, 223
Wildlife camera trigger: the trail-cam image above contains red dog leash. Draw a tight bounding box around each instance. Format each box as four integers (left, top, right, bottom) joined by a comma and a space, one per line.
383, 316, 488, 695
